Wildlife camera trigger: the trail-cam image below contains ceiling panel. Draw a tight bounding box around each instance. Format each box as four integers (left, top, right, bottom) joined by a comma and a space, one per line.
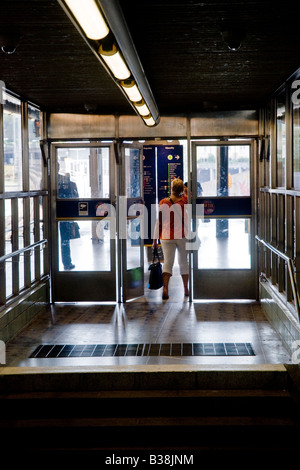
0, 0, 299, 115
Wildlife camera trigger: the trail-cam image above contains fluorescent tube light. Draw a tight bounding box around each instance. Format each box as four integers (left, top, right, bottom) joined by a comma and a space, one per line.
143, 115, 156, 127
65, 0, 109, 40
120, 80, 142, 102
99, 43, 131, 80
134, 100, 150, 117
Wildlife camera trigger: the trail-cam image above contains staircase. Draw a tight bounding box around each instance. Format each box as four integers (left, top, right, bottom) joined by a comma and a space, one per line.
1, 364, 300, 463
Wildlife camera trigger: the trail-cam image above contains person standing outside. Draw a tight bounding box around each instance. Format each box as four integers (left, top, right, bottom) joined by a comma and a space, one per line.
58, 171, 79, 270
153, 178, 189, 299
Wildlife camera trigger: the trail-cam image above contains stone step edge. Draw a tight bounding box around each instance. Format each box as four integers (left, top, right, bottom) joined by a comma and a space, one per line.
0, 364, 290, 393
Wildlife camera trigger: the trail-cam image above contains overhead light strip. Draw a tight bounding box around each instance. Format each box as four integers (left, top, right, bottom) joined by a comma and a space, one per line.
98, 42, 131, 80
58, 0, 160, 126
64, 0, 109, 40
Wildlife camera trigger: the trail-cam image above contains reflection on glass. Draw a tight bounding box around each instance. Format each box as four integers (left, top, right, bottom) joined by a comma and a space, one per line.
293, 102, 300, 189
276, 91, 286, 187
126, 218, 141, 270
57, 147, 110, 199
125, 148, 140, 198
29, 104, 43, 191
58, 220, 111, 272
3, 92, 22, 191
197, 218, 251, 269
196, 145, 250, 197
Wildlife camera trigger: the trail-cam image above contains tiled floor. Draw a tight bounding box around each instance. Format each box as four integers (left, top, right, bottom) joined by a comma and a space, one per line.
5, 272, 292, 367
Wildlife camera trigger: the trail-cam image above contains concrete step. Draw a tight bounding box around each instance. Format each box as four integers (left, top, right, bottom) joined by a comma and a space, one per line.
0, 364, 290, 392
1, 364, 300, 458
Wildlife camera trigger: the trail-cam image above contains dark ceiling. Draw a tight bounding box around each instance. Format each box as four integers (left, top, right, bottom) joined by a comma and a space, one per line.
1, 0, 300, 116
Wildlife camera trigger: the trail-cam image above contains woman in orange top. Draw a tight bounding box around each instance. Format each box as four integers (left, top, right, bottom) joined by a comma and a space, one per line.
153, 178, 189, 299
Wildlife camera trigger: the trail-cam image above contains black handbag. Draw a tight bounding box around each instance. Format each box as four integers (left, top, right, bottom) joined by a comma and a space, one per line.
148, 247, 163, 290
69, 221, 80, 239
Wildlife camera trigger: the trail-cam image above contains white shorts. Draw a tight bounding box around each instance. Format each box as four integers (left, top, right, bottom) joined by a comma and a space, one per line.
160, 238, 189, 275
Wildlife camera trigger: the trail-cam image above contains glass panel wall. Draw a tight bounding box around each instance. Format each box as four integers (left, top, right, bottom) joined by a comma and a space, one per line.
0, 89, 48, 306
259, 79, 300, 320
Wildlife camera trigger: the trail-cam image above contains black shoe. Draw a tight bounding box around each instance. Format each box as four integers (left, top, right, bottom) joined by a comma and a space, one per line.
64, 264, 75, 270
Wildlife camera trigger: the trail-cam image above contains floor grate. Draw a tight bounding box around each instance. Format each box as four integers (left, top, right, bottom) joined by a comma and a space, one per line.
29, 343, 255, 358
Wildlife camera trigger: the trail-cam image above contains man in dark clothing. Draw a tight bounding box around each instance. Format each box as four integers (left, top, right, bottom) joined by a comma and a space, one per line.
58, 172, 79, 270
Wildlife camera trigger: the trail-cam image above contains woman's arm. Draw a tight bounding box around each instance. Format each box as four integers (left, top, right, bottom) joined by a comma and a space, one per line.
152, 219, 159, 248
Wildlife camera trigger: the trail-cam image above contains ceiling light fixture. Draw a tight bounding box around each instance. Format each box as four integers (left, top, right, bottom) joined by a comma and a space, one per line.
98, 41, 130, 80
120, 79, 142, 102
134, 100, 150, 117
58, 0, 160, 126
64, 0, 109, 40
143, 115, 156, 127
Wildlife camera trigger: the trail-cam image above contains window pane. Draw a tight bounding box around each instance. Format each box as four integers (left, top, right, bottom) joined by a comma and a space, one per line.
30, 198, 34, 244
197, 218, 251, 269
3, 92, 22, 191
4, 200, 13, 297
58, 220, 111, 271
57, 147, 110, 199
5, 261, 12, 298
5, 199, 12, 254
125, 148, 140, 197
39, 196, 45, 276
293, 101, 300, 189
197, 145, 218, 196
126, 218, 141, 270
29, 105, 43, 191
276, 91, 286, 187
196, 145, 250, 197
18, 199, 25, 289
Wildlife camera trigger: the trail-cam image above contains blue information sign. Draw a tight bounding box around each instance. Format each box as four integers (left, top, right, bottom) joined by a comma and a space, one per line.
157, 145, 183, 201
143, 146, 156, 245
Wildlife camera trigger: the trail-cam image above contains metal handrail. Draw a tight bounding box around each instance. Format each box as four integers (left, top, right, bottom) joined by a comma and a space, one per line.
0, 239, 47, 263
256, 235, 300, 321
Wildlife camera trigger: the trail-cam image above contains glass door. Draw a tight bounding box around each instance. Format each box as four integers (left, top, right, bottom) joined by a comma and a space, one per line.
51, 143, 116, 302
119, 143, 144, 302
192, 140, 257, 299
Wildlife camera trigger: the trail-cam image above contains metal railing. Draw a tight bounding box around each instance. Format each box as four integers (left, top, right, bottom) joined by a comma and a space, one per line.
256, 235, 300, 321
0, 239, 47, 264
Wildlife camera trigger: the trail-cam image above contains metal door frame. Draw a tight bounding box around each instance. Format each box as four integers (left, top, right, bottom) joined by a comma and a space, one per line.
50, 142, 117, 302
191, 139, 258, 300
118, 142, 144, 302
